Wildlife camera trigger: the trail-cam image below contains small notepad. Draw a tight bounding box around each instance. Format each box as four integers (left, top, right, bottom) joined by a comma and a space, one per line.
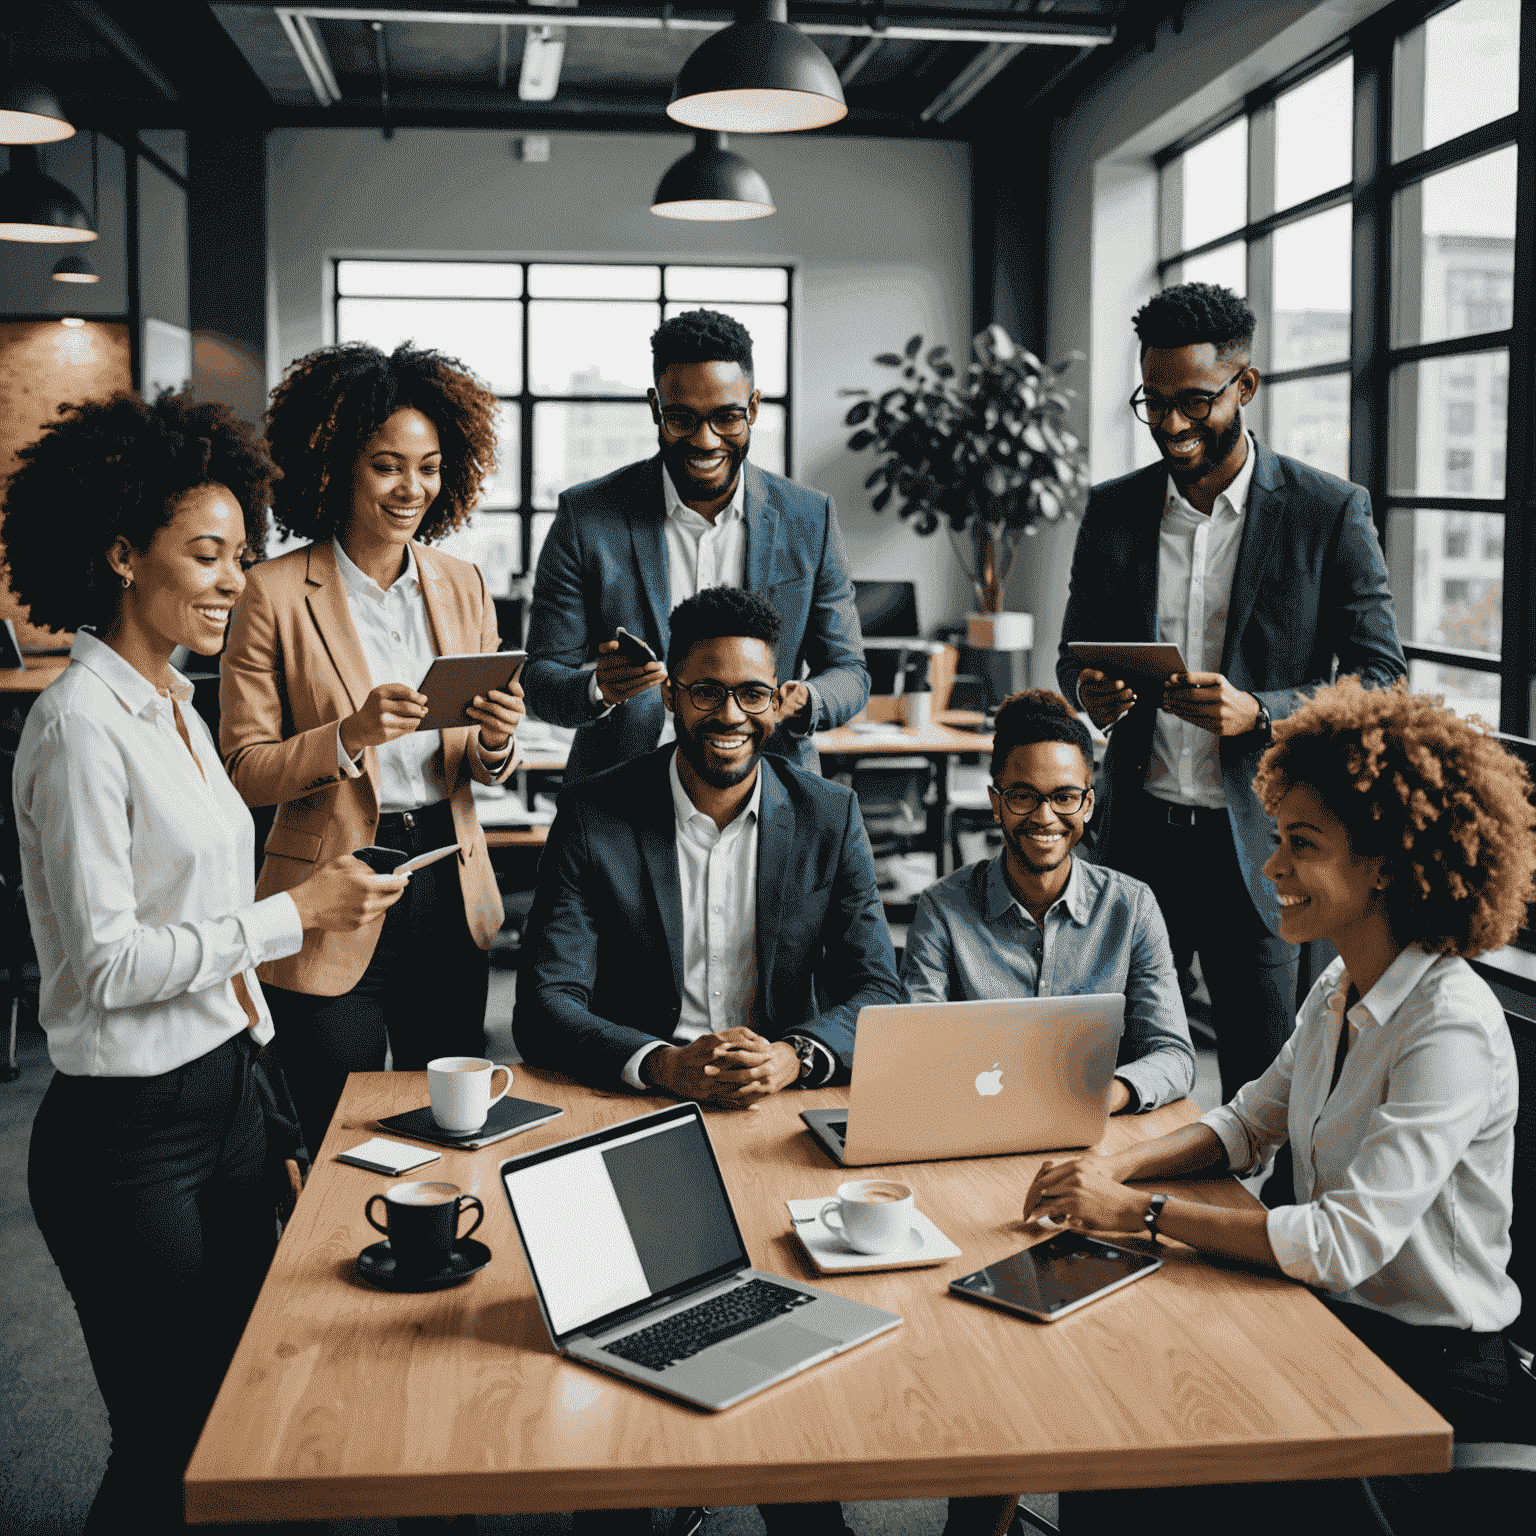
786, 1197, 962, 1274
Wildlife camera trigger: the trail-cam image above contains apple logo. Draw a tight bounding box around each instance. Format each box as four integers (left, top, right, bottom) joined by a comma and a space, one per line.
974, 1062, 1004, 1097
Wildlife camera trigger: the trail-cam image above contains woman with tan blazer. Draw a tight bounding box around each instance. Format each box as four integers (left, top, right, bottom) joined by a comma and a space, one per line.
221, 342, 523, 1155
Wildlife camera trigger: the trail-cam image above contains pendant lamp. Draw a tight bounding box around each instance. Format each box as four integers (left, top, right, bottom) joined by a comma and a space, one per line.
652, 132, 775, 221
0, 78, 74, 144
0, 145, 96, 242
668, 0, 846, 134
53, 130, 99, 278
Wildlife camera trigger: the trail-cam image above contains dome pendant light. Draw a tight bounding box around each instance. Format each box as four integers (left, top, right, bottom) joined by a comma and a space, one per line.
668, 0, 847, 135
652, 132, 775, 221
53, 129, 100, 280
0, 77, 75, 145
0, 145, 97, 242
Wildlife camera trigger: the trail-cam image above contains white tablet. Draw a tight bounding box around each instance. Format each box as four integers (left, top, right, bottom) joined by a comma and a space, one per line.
415, 651, 526, 732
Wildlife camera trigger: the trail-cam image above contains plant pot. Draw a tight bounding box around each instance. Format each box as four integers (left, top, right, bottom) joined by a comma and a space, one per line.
967, 612, 1034, 651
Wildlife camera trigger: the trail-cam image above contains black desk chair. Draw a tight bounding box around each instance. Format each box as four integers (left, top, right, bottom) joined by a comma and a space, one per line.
0, 746, 31, 1082
1360, 1007, 1536, 1531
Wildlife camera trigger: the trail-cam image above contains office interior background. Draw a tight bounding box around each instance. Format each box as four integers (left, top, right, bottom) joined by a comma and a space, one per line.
1, 1, 1534, 1532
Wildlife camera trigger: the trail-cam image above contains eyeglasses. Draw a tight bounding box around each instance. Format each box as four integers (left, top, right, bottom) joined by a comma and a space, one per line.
991, 784, 1090, 816
1128, 369, 1245, 425
678, 680, 777, 715
658, 405, 752, 440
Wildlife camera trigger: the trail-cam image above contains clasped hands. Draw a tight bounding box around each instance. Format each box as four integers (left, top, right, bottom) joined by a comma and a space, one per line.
1021, 1151, 1151, 1235
339, 679, 526, 756
1078, 668, 1260, 737
642, 1026, 802, 1109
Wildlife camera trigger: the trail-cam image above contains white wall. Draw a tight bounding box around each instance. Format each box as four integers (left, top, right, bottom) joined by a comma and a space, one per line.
1021, 0, 1394, 688
268, 127, 976, 634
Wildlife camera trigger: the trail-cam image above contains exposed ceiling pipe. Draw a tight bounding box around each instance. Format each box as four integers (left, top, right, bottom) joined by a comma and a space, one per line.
837, 37, 882, 86
920, 41, 1024, 123
277, 10, 342, 104
372, 19, 393, 133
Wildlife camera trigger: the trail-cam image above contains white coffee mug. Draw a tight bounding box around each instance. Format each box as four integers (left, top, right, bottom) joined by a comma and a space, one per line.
819, 1179, 914, 1255
427, 1056, 512, 1133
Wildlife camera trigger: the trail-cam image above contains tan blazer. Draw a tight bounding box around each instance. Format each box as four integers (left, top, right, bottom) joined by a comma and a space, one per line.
220, 539, 516, 997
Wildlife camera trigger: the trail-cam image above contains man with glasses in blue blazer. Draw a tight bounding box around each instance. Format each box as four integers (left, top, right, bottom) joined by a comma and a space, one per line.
524, 308, 869, 785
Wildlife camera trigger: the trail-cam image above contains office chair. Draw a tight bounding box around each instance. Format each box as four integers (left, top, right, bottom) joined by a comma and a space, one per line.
1359, 1007, 1536, 1532
0, 746, 30, 1083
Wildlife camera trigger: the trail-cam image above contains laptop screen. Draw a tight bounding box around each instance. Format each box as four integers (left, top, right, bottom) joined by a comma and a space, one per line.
500, 1104, 750, 1341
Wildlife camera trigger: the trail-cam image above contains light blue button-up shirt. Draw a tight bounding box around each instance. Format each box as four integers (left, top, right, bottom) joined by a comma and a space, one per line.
900, 854, 1195, 1111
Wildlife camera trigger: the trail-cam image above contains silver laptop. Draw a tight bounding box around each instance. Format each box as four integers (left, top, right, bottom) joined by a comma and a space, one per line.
801, 995, 1125, 1166
499, 1101, 901, 1411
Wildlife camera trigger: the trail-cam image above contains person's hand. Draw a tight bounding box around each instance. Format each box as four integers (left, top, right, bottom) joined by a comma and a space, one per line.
1077, 668, 1136, 730
340, 683, 428, 756
1109, 1078, 1133, 1114
1161, 672, 1261, 737
595, 639, 667, 708
643, 1028, 798, 1107
466, 679, 525, 752
1022, 1152, 1148, 1234
775, 681, 813, 730
288, 855, 409, 933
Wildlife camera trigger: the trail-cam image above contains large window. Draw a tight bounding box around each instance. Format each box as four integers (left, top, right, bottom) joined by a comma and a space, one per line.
1155, 0, 1529, 733
332, 260, 794, 597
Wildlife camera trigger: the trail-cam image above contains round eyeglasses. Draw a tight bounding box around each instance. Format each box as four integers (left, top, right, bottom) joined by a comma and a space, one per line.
991, 785, 1090, 817
659, 405, 752, 440
1128, 369, 1244, 425
679, 681, 777, 715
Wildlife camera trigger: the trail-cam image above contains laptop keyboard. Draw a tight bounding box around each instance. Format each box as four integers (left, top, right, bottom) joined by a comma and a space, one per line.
603, 1278, 816, 1371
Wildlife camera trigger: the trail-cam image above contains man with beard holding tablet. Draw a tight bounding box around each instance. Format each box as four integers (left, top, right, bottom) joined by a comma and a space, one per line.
515, 585, 900, 1106
523, 309, 868, 785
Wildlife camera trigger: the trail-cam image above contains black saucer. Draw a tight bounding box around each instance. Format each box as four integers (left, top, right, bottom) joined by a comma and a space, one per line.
357, 1237, 492, 1292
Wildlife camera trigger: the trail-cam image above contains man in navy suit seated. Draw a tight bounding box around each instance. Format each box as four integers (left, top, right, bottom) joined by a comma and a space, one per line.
515, 584, 900, 1104
523, 307, 869, 785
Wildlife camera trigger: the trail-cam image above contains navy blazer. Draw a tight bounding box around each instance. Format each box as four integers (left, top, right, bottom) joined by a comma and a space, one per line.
511, 748, 902, 1087
1055, 441, 1406, 936
523, 455, 870, 784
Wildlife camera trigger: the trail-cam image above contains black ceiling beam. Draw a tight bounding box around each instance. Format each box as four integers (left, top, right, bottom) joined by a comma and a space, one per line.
78, 0, 273, 109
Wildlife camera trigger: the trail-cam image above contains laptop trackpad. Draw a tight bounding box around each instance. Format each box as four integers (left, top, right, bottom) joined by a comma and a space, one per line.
726, 1322, 839, 1372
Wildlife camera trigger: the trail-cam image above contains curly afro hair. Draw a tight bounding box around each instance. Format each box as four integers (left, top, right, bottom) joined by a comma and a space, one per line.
667, 585, 781, 673
1132, 281, 1256, 362
1253, 676, 1536, 958
2, 389, 271, 636
265, 341, 498, 545
651, 308, 755, 386
990, 689, 1094, 780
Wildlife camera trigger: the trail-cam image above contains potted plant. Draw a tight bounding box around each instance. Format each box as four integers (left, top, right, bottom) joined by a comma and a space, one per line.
842, 324, 1089, 649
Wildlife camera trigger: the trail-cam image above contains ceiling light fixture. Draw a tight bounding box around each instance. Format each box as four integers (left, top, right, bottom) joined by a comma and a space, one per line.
0, 77, 74, 144
60, 315, 85, 327
519, 25, 566, 101
651, 132, 774, 221
668, 0, 846, 134
52, 130, 100, 280
0, 146, 97, 243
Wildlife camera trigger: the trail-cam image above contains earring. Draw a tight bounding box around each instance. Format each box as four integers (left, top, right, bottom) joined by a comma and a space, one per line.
120, 573, 132, 590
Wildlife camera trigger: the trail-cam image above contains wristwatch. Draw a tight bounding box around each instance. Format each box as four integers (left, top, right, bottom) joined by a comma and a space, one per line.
1143, 1192, 1169, 1244
787, 1035, 821, 1084
1250, 694, 1273, 746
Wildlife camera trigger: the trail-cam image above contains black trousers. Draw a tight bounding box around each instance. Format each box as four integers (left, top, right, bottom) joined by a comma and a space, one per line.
1055, 1301, 1525, 1536
1116, 794, 1298, 1101
264, 801, 490, 1158
28, 1033, 274, 1534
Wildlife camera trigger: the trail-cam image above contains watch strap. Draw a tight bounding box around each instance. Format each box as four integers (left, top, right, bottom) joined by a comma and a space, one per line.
1143, 1192, 1169, 1243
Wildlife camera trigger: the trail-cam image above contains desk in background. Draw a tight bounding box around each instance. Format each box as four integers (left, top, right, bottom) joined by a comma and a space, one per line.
185, 1069, 1448, 1524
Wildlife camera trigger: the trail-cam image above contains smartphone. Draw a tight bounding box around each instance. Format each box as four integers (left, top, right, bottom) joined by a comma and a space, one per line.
613, 626, 658, 666
352, 843, 461, 876
949, 1231, 1162, 1322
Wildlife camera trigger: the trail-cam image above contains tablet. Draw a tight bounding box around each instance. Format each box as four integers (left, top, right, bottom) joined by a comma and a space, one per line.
1067, 641, 1188, 682
415, 651, 526, 732
949, 1231, 1161, 1322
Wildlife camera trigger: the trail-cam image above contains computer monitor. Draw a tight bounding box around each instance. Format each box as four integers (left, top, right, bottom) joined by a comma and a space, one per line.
854, 581, 919, 640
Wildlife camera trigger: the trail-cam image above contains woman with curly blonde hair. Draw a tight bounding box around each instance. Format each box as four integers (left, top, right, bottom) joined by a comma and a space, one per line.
220, 342, 524, 1157
1018, 677, 1533, 1531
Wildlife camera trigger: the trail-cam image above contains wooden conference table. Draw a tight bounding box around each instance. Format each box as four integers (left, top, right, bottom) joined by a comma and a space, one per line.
185, 1069, 1448, 1524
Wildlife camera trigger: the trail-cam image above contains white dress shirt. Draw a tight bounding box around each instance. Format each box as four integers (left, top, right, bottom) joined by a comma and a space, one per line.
1200, 945, 1520, 1331
619, 752, 835, 1090
1146, 431, 1257, 807
332, 538, 508, 810
13, 631, 304, 1077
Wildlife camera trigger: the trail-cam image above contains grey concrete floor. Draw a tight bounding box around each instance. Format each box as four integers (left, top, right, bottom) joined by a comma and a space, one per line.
0, 967, 1226, 1536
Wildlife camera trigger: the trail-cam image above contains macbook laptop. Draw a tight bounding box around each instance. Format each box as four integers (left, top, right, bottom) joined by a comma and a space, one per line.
801, 995, 1125, 1166
499, 1101, 901, 1411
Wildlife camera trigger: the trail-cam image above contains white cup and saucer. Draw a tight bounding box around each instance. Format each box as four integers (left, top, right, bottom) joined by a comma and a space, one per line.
427, 1056, 512, 1136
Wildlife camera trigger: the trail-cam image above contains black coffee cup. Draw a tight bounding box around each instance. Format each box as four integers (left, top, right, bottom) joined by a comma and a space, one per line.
365, 1180, 484, 1276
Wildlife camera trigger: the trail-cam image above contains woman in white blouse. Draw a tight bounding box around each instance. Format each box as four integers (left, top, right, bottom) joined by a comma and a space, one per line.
5, 391, 408, 1533
1021, 676, 1534, 1531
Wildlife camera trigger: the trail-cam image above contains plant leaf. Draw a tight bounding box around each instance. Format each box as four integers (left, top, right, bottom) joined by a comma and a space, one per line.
871, 486, 893, 512
848, 429, 875, 452
904, 334, 923, 358
844, 400, 873, 426
874, 352, 903, 367
925, 345, 949, 366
